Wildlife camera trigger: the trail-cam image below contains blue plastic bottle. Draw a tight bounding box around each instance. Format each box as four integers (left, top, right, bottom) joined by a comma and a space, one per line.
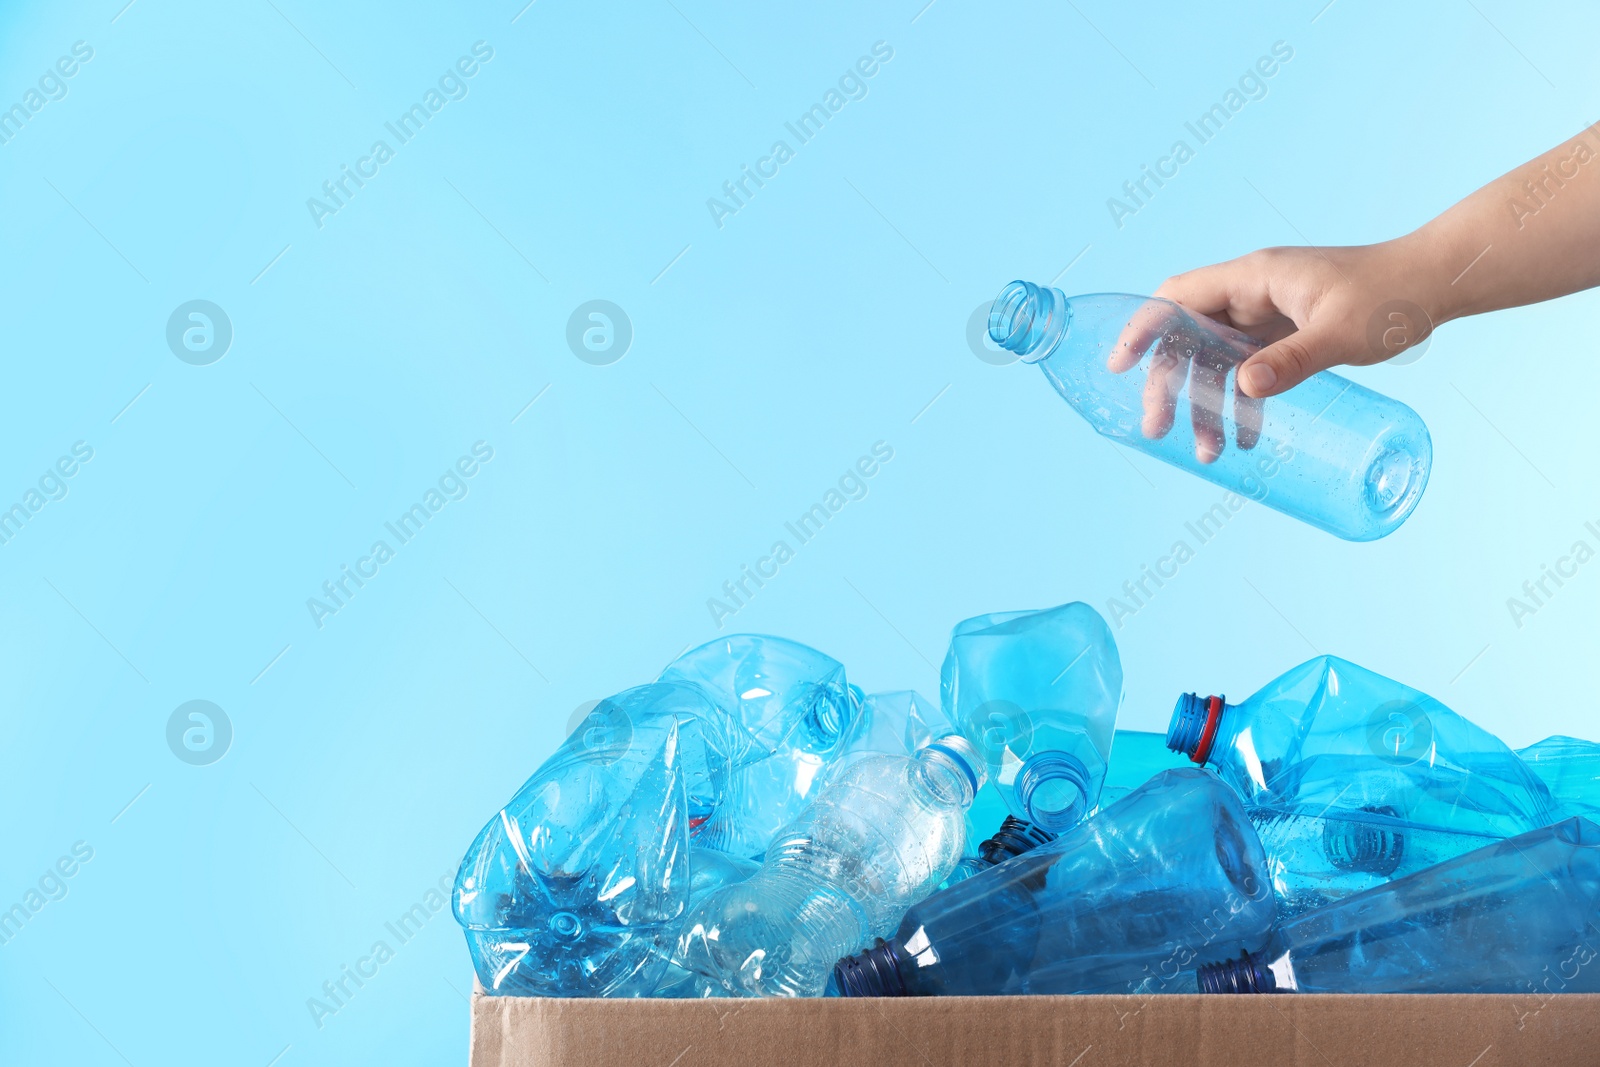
658, 634, 861, 858
1198, 817, 1600, 994
453, 683, 733, 997
941, 602, 1122, 832
1098, 728, 1190, 811
832, 768, 1275, 997
1167, 655, 1561, 837
674, 735, 985, 998
1518, 735, 1600, 817
1250, 804, 1503, 918
988, 283, 1431, 541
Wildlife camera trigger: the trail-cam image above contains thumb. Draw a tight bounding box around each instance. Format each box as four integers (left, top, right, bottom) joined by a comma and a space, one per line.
1236, 325, 1345, 398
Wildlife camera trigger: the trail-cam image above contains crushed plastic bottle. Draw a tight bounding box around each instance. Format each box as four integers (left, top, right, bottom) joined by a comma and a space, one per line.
1167, 655, 1561, 837
1198, 817, 1600, 994
942, 602, 1122, 832
453, 683, 733, 997
832, 768, 1274, 997
1250, 803, 1502, 918
1518, 735, 1600, 818
649, 847, 762, 998
989, 284, 1432, 540
659, 634, 861, 858
674, 735, 985, 998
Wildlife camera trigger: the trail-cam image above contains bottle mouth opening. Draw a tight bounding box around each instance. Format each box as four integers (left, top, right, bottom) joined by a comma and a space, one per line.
805, 683, 856, 745
988, 280, 1069, 362
924, 734, 984, 797
1015, 751, 1091, 832
1167, 693, 1225, 763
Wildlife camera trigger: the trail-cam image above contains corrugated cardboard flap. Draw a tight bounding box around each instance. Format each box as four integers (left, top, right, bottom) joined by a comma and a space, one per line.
469, 987, 1600, 1067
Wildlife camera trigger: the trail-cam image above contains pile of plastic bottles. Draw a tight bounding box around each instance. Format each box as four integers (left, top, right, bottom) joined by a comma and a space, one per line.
451, 602, 1600, 999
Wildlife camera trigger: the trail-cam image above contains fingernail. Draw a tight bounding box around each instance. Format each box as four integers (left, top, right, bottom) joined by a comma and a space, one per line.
1242, 363, 1276, 395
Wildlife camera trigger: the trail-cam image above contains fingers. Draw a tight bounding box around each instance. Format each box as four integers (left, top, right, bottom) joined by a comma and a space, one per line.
1153, 265, 1240, 318
1234, 376, 1263, 451
1108, 299, 1173, 374
1237, 326, 1339, 398
1141, 344, 1186, 440
1189, 357, 1227, 463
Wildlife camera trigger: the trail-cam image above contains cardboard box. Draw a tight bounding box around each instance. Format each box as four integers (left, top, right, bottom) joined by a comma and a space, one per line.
469, 989, 1600, 1066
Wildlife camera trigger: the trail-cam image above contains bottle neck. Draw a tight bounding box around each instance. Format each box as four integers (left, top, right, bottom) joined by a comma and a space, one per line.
832, 937, 910, 997
917, 735, 984, 808
1167, 692, 1230, 764
977, 815, 1056, 867
1196, 950, 1276, 994
1014, 751, 1091, 832
988, 281, 1071, 363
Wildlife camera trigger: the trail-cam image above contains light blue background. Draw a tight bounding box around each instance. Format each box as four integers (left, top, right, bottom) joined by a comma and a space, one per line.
2, 0, 1596, 1063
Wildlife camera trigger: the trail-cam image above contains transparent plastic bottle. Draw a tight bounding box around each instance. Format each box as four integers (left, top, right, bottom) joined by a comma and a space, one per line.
941, 602, 1122, 832
832, 768, 1275, 997
1250, 804, 1502, 918
988, 283, 1432, 541
453, 683, 734, 997
1198, 817, 1600, 994
649, 847, 762, 998
659, 634, 861, 858
1167, 655, 1561, 837
1518, 735, 1600, 817
674, 735, 985, 998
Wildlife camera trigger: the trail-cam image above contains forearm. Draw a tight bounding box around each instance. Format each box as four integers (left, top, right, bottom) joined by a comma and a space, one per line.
1402, 123, 1600, 324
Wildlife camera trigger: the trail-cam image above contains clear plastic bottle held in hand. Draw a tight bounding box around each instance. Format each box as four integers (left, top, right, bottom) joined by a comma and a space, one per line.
674, 735, 984, 998
1519, 735, 1600, 818
1167, 655, 1561, 837
832, 768, 1274, 997
659, 634, 861, 858
989, 283, 1431, 541
1198, 817, 1600, 994
942, 602, 1122, 833
453, 683, 734, 997
1250, 803, 1502, 918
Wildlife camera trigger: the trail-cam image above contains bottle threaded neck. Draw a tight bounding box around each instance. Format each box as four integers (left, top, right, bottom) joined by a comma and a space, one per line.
1015, 751, 1092, 832
1168, 692, 1226, 763
832, 937, 909, 997
1196, 950, 1276, 994
988, 280, 1069, 362
978, 815, 1057, 867
919, 733, 985, 806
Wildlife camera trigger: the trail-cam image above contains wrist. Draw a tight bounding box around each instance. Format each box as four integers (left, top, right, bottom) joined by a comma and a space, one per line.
1382, 229, 1469, 326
